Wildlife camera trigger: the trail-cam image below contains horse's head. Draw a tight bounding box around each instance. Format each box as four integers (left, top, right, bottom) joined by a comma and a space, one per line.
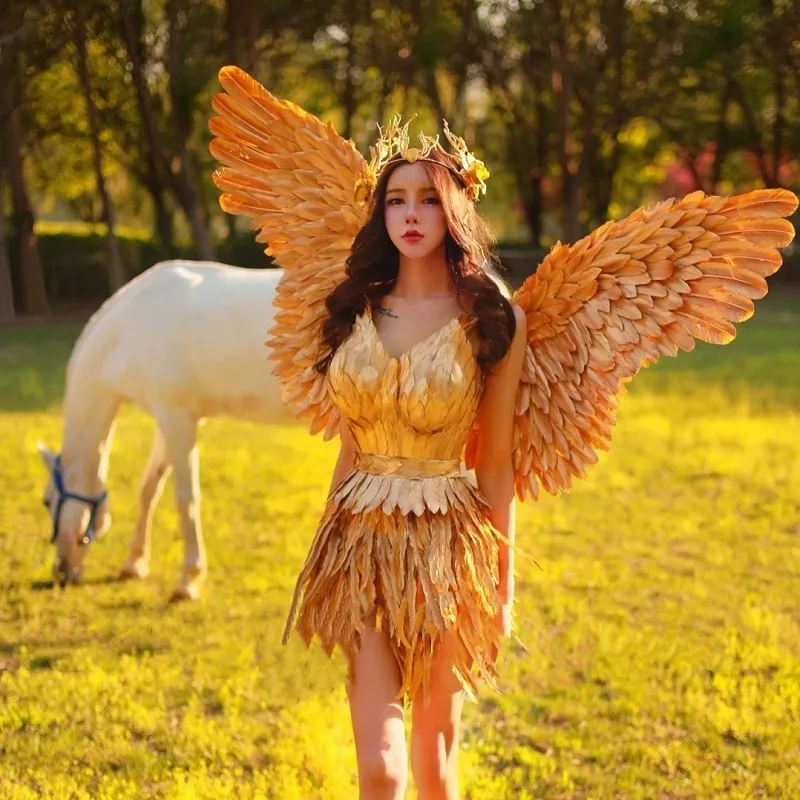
37, 442, 111, 586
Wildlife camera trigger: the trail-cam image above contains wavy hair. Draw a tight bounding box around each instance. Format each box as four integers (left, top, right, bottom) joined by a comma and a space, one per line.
315, 148, 516, 374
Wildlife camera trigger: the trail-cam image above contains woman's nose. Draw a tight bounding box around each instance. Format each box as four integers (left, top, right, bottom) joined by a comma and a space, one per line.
405, 204, 419, 222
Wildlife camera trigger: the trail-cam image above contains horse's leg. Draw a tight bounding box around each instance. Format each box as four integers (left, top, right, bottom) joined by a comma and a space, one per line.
153, 407, 207, 602
119, 428, 171, 581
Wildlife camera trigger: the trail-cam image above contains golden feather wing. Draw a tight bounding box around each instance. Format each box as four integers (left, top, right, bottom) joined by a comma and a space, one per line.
509, 188, 798, 501
208, 66, 368, 438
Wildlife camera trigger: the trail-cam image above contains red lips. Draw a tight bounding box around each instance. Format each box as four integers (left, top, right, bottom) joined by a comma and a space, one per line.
402, 230, 424, 242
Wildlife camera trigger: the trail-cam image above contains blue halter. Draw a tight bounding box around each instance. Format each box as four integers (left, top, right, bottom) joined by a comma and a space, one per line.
50, 455, 108, 546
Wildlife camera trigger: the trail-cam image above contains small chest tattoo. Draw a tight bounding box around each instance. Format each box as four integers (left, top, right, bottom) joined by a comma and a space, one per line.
374, 306, 399, 319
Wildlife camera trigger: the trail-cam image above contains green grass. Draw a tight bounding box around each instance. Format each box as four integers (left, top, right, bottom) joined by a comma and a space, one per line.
1, 293, 799, 799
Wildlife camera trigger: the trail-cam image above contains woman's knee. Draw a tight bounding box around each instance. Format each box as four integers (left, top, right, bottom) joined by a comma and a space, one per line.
358, 746, 408, 795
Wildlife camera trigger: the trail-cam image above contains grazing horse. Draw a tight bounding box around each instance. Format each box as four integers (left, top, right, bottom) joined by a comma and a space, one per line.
38, 260, 291, 600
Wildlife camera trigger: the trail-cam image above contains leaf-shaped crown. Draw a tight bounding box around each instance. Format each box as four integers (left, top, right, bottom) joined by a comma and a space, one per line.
354, 114, 489, 205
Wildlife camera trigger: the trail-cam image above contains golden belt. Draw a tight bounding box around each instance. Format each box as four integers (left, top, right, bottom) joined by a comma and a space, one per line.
354, 452, 462, 479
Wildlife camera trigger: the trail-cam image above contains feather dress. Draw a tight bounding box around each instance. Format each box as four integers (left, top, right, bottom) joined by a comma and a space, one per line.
281, 309, 507, 708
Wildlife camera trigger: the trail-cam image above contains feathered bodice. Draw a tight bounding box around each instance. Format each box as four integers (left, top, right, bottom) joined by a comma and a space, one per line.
328, 309, 482, 463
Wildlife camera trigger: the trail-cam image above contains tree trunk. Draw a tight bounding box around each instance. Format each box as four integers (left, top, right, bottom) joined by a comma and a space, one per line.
548, 2, 580, 242
577, 89, 596, 234
451, 28, 474, 131
0, 170, 14, 323
5, 103, 48, 315
593, 0, 627, 225
505, 112, 544, 247
423, 68, 447, 123
341, 10, 357, 140
172, 150, 216, 261
74, 4, 126, 292
529, 67, 549, 248
771, 59, 785, 184
119, 0, 175, 255
410, 0, 448, 123
225, 0, 259, 74
521, 187, 543, 248
508, 122, 543, 247
222, 0, 260, 246
709, 78, 733, 193
685, 149, 705, 193
731, 78, 774, 186
788, 50, 800, 104
488, 37, 546, 249
150, 183, 175, 255
375, 74, 393, 143
166, 0, 216, 261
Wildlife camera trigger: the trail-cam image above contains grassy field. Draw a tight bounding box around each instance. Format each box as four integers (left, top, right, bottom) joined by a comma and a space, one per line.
1, 294, 799, 799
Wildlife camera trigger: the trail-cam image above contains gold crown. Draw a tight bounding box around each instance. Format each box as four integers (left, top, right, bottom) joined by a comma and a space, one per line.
354, 114, 489, 205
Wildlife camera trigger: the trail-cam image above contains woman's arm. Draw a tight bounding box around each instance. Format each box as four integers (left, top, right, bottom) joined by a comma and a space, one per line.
327, 419, 357, 497
473, 304, 528, 631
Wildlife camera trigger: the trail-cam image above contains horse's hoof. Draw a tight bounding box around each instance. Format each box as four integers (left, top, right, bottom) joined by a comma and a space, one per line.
169, 583, 202, 602
118, 563, 150, 581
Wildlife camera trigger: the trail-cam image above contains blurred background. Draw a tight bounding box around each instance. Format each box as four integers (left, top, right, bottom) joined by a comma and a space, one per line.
0, 0, 797, 323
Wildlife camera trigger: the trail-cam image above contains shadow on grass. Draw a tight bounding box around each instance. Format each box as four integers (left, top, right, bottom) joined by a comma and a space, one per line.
30, 655, 57, 670
26, 575, 124, 594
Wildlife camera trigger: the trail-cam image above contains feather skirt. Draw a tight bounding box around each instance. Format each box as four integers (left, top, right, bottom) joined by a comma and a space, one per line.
281, 468, 506, 708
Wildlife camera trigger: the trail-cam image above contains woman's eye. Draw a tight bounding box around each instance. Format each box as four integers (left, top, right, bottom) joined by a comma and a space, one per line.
386, 197, 402, 206
423, 196, 440, 204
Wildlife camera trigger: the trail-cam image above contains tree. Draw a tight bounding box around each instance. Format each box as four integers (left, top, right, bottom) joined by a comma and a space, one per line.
632, 0, 799, 196
0, 3, 52, 315
72, 1, 126, 291
164, 0, 218, 261
113, 0, 220, 260
0, 172, 14, 322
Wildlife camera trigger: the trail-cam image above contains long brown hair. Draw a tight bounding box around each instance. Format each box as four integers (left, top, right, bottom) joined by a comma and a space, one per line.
315, 148, 516, 374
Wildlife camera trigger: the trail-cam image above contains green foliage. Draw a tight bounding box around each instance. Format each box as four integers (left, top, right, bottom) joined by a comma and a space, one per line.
7, 0, 797, 284
22, 5, 140, 225
1, 295, 799, 796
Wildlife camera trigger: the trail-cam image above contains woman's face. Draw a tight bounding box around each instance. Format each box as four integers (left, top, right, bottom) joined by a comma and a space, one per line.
383, 162, 447, 261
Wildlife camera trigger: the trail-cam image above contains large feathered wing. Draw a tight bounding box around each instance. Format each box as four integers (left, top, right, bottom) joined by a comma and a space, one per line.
508, 188, 798, 501
208, 66, 369, 439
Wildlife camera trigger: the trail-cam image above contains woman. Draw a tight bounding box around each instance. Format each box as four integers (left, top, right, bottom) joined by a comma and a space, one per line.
281, 146, 528, 798
208, 65, 797, 800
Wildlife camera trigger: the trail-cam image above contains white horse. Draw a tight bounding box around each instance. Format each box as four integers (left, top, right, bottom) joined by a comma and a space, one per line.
38, 260, 291, 600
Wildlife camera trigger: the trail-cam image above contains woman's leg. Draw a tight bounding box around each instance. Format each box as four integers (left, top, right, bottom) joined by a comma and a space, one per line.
409, 631, 468, 800
346, 614, 409, 799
